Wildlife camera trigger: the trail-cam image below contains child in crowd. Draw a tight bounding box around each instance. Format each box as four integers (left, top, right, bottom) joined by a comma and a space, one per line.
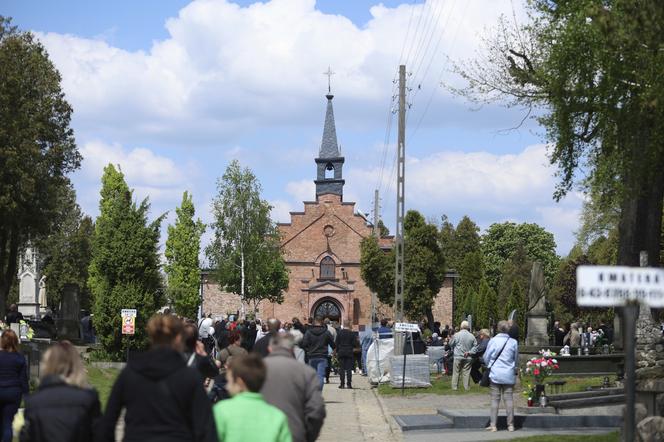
213, 353, 291, 442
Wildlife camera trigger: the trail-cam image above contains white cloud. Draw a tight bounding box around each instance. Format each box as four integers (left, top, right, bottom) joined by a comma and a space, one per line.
269, 199, 295, 224
36, 0, 526, 145
286, 180, 315, 202
346, 144, 582, 254
80, 140, 187, 188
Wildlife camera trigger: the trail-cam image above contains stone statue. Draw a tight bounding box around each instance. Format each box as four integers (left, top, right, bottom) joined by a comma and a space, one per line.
527, 261, 547, 314
525, 261, 549, 346
38, 275, 47, 307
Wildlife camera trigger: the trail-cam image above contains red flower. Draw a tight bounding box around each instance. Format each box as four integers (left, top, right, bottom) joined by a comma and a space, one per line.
533, 369, 540, 376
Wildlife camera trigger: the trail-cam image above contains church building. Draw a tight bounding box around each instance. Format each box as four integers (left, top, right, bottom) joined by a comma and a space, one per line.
202, 92, 456, 329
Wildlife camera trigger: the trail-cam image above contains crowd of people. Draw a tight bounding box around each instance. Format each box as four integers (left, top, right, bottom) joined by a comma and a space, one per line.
0, 311, 375, 442
3, 306, 638, 439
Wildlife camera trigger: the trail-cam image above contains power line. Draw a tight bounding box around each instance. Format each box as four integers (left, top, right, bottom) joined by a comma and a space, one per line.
409, 1, 469, 141
409, 0, 454, 105
409, 0, 445, 85
402, 0, 428, 68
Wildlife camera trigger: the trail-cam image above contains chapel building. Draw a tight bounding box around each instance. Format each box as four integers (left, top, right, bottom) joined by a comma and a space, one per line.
202, 92, 456, 329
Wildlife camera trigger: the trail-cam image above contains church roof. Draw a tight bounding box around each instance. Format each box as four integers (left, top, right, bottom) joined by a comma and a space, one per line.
319, 95, 340, 158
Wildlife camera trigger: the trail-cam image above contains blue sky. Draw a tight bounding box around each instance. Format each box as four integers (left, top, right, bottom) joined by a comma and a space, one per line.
5, 0, 583, 257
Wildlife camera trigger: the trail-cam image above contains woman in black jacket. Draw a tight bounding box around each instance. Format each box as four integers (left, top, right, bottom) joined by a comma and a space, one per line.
100, 314, 217, 442
20, 341, 101, 442
0, 329, 28, 442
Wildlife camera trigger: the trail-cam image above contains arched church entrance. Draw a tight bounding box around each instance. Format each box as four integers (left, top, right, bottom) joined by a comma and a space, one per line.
311, 297, 343, 324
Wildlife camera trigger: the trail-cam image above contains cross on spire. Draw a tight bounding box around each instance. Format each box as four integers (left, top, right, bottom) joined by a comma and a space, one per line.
323, 66, 335, 94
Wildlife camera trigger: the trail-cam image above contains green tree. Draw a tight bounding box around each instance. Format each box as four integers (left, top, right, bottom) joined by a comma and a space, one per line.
360, 236, 394, 306
439, 215, 456, 268
454, 1, 664, 267
481, 222, 558, 291
164, 191, 205, 319
403, 211, 446, 324
453, 216, 482, 260
88, 165, 164, 358
35, 185, 94, 311
475, 279, 497, 330
206, 160, 288, 315
550, 254, 612, 326
505, 281, 526, 335
360, 211, 445, 324
376, 219, 390, 237
0, 18, 81, 315
454, 250, 485, 326
439, 215, 481, 272
496, 244, 532, 314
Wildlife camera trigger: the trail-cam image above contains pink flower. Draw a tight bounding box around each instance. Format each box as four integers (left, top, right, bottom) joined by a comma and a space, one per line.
533, 369, 540, 376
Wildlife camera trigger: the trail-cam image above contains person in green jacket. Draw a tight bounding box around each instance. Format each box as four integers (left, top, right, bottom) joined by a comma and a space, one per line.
213, 353, 291, 442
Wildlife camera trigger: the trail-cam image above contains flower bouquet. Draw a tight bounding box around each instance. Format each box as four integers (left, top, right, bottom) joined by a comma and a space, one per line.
18, 320, 34, 341
523, 350, 560, 404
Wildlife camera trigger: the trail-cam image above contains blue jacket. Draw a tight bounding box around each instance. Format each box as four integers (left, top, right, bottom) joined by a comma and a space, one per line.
483, 333, 518, 385
0, 351, 29, 393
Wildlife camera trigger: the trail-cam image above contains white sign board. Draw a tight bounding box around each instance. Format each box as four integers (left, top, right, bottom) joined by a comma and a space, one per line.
394, 322, 420, 333
576, 266, 664, 307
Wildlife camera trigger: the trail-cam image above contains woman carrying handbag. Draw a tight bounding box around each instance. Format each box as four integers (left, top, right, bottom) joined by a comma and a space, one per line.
482, 321, 519, 432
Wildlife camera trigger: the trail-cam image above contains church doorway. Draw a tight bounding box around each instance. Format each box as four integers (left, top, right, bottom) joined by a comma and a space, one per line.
311, 297, 342, 324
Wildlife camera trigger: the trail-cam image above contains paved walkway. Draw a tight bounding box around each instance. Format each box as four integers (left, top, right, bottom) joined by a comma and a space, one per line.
318, 373, 398, 442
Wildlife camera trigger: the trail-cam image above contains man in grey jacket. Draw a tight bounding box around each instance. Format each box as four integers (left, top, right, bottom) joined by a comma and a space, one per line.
261, 333, 326, 442
449, 320, 477, 391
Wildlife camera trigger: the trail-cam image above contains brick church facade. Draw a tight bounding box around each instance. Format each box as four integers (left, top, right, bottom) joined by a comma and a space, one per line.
202, 93, 457, 329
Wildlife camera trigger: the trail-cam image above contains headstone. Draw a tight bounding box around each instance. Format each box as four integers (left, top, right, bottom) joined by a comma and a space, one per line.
17, 245, 41, 318
60, 284, 80, 320
525, 261, 549, 347
55, 283, 81, 341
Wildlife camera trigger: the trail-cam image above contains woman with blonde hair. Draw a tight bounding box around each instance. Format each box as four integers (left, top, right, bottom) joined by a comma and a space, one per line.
20, 340, 101, 441
0, 329, 28, 442
101, 314, 216, 442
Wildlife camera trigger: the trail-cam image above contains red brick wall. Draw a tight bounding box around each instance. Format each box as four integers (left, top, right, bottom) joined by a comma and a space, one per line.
203, 193, 455, 329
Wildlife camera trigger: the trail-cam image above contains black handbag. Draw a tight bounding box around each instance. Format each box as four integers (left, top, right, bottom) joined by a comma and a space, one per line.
480, 338, 509, 387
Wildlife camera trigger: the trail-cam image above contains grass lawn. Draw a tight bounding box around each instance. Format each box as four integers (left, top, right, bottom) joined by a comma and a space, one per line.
87, 366, 120, 409
497, 431, 620, 442
549, 376, 608, 393
378, 374, 610, 397
378, 375, 485, 396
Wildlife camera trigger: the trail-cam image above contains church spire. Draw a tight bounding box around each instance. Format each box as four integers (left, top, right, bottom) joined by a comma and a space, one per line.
319, 94, 340, 158
314, 78, 345, 200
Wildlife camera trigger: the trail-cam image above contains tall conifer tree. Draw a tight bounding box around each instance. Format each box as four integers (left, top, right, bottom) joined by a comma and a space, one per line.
88, 165, 164, 357
165, 191, 205, 319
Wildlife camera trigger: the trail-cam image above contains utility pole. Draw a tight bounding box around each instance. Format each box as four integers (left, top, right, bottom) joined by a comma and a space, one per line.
394, 64, 406, 323
371, 189, 380, 326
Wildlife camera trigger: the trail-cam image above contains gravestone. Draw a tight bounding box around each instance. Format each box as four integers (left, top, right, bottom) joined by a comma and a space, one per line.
525, 262, 549, 347
55, 283, 81, 341
17, 246, 41, 318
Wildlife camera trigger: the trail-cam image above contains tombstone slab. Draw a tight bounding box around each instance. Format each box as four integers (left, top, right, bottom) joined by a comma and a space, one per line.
56, 283, 81, 341
526, 314, 550, 347
525, 262, 549, 347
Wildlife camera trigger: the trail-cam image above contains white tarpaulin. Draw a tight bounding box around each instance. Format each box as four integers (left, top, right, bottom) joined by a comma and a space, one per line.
366, 338, 394, 384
